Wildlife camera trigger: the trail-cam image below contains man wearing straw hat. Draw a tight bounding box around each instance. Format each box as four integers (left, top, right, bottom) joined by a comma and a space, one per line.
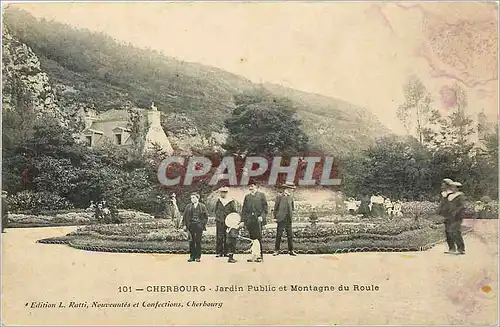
214, 186, 237, 258
444, 181, 467, 255
273, 182, 297, 256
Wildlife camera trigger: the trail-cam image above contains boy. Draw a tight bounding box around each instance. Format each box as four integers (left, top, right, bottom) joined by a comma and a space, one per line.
225, 212, 241, 263
183, 193, 209, 262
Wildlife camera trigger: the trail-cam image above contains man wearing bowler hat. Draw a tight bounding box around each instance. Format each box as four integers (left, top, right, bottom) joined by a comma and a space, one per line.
241, 183, 268, 262
273, 182, 297, 256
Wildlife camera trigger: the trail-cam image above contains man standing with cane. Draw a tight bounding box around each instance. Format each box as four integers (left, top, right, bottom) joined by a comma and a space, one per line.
241, 184, 268, 262
273, 182, 297, 256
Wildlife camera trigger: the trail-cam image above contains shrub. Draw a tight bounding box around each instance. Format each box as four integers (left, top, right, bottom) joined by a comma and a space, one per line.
7, 191, 73, 213
401, 201, 438, 217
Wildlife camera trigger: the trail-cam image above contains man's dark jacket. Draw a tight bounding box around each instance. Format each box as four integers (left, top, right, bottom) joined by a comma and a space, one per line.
183, 203, 209, 230
241, 192, 268, 225
214, 199, 237, 223
273, 194, 294, 223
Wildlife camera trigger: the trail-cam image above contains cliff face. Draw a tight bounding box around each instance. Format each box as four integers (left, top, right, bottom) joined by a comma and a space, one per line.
2, 28, 70, 128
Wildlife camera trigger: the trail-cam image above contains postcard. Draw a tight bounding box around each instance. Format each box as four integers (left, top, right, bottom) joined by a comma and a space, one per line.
1, 1, 498, 325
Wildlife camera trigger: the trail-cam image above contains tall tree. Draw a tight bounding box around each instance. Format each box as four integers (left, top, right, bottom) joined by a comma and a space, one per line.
224, 91, 309, 156
428, 83, 475, 150
397, 75, 435, 144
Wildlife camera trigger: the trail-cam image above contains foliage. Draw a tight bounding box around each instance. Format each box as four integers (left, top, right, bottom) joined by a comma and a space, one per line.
126, 104, 150, 159
341, 136, 434, 199
224, 89, 309, 156
7, 190, 73, 213
397, 75, 436, 144
7, 209, 155, 228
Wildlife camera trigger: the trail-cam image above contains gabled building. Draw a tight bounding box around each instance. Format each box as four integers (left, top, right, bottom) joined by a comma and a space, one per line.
80, 102, 174, 155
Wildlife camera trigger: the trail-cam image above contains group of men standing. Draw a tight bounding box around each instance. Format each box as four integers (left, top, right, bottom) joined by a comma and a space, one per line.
439, 178, 467, 255
182, 182, 297, 263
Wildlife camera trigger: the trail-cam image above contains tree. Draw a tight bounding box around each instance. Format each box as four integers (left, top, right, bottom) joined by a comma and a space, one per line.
342, 136, 433, 200
2, 73, 39, 150
224, 90, 309, 157
397, 75, 435, 145
126, 103, 150, 162
425, 83, 475, 150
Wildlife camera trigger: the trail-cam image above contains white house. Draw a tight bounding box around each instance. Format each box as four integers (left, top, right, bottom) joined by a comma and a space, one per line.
80, 102, 174, 155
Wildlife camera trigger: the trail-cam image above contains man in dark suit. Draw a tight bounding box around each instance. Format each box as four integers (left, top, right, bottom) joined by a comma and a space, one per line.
241, 184, 268, 262
439, 178, 454, 252
444, 181, 467, 255
273, 182, 297, 256
183, 193, 209, 262
2, 191, 8, 233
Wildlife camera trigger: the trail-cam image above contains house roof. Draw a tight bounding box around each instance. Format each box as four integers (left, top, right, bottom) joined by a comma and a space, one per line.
82, 128, 104, 134
96, 109, 131, 121
112, 126, 132, 132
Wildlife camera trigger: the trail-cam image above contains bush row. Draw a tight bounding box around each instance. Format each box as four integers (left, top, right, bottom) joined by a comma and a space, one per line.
7, 209, 155, 228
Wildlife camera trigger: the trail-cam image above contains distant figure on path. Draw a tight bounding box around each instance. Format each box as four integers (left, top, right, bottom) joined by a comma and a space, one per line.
214, 186, 237, 258
346, 197, 358, 215
183, 193, 209, 262
444, 181, 467, 255
2, 191, 8, 233
273, 182, 297, 256
393, 200, 403, 217
358, 195, 371, 218
371, 193, 385, 217
384, 197, 393, 217
168, 193, 182, 229
241, 184, 268, 262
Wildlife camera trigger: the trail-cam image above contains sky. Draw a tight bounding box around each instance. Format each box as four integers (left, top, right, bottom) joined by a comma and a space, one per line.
9, 2, 499, 134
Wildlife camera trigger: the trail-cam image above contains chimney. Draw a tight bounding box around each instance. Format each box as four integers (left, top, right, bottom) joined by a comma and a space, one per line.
147, 101, 161, 127
84, 110, 97, 129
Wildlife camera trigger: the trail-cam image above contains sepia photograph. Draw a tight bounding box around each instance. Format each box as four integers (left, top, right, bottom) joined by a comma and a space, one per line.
1, 1, 498, 325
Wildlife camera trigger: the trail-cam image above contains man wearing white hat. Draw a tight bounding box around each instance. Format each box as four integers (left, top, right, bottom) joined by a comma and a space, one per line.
273, 182, 297, 256
444, 181, 467, 255
214, 186, 237, 258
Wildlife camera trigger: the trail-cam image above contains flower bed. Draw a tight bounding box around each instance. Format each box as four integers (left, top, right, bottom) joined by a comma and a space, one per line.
38, 218, 470, 254
7, 209, 156, 228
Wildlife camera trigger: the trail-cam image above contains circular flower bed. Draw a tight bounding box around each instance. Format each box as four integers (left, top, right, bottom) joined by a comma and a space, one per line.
37, 217, 470, 254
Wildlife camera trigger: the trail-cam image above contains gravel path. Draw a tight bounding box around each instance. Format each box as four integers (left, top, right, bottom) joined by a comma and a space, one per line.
1, 220, 498, 325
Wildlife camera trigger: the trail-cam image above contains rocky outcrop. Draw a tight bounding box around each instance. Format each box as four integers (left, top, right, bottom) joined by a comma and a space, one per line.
163, 112, 227, 154
1, 27, 69, 128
